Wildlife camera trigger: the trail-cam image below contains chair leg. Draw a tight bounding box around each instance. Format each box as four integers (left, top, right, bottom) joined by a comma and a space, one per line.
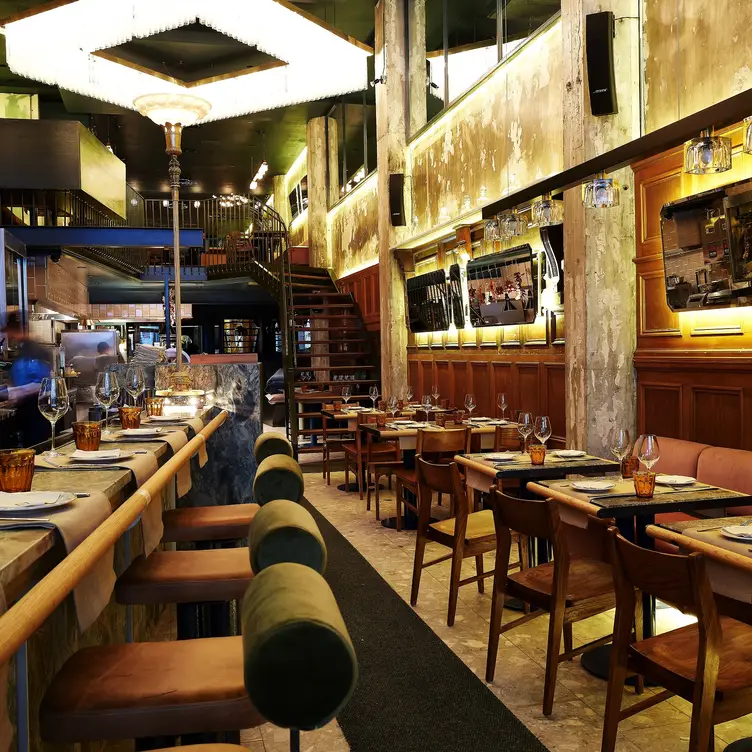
395, 480, 403, 532
486, 575, 505, 682
411, 531, 427, 606
475, 554, 485, 594
447, 542, 464, 627
601, 644, 629, 752
366, 468, 372, 511
375, 473, 381, 520
633, 595, 645, 695
563, 622, 573, 658
438, 491, 442, 507
344, 456, 350, 492
542, 605, 566, 715
356, 457, 364, 500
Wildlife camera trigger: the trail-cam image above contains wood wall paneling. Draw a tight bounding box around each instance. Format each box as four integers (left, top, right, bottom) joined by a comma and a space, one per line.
541, 362, 566, 444
336, 264, 381, 332
690, 386, 744, 449
470, 361, 492, 418
638, 381, 683, 441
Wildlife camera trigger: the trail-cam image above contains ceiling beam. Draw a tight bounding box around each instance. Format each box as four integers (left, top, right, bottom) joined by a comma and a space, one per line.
482, 86, 752, 218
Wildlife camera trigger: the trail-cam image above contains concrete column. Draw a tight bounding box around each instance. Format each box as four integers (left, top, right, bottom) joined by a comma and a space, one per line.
306, 116, 338, 268
407, 0, 427, 138
272, 174, 291, 229
375, 0, 426, 399
562, 0, 640, 456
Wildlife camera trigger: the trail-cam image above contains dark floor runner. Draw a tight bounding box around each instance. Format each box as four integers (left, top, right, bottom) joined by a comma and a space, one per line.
300, 496, 548, 752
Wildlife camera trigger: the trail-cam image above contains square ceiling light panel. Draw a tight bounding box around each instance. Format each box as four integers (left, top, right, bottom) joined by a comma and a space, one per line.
4, 0, 372, 123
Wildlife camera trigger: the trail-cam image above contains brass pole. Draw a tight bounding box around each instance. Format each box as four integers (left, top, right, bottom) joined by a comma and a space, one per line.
164, 122, 184, 366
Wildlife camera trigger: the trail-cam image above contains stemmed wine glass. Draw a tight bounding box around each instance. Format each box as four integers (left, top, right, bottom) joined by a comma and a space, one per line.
497, 392, 508, 420
38, 376, 69, 457
431, 383, 440, 407
638, 434, 661, 471
387, 395, 398, 420
125, 366, 145, 407
405, 385, 414, 403
421, 394, 432, 411
369, 385, 379, 411
464, 393, 476, 419
95, 371, 121, 437
610, 429, 632, 462
341, 385, 352, 405
534, 415, 552, 446
517, 412, 533, 451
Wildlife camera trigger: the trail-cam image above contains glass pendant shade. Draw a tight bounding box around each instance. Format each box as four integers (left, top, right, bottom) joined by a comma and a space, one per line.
744, 118, 752, 155
133, 94, 211, 127
684, 129, 732, 174
531, 193, 564, 226
484, 218, 500, 241
582, 174, 620, 209
498, 211, 527, 240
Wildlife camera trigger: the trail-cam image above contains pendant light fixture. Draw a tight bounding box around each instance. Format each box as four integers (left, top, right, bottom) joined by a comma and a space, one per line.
531, 193, 564, 226
582, 172, 620, 209
684, 128, 732, 174
498, 210, 527, 240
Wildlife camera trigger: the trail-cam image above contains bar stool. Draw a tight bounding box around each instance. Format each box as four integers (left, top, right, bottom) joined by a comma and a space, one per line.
253, 454, 305, 505
254, 433, 294, 463
40, 497, 330, 749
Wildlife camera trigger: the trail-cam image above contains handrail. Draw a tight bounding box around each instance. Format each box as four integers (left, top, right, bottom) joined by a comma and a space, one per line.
0, 410, 229, 667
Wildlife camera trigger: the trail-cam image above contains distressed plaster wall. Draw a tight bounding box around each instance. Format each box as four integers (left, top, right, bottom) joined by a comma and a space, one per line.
409, 20, 563, 236
328, 172, 379, 278
643, 0, 752, 133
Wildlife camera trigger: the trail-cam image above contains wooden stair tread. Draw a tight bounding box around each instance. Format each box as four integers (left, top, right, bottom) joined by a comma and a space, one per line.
292, 365, 377, 371
292, 303, 354, 309
293, 326, 364, 331
298, 379, 379, 385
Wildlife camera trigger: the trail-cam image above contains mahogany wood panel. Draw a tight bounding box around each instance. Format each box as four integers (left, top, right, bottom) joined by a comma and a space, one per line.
336, 264, 380, 332
408, 351, 566, 447
633, 126, 752, 451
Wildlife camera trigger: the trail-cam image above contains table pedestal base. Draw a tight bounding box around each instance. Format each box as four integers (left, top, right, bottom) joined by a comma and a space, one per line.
725, 739, 752, 752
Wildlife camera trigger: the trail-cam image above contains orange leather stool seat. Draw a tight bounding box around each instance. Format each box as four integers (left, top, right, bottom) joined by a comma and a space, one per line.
162, 504, 260, 542
40, 636, 263, 743
115, 549, 252, 605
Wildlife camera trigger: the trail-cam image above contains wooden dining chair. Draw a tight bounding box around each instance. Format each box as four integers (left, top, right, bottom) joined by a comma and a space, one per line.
411, 458, 496, 626
322, 404, 353, 485
494, 424, 522, 452
602, 528, 752, 752
342, 415, 400, 499
486, 490, 627, 715
393, 426, 471, 531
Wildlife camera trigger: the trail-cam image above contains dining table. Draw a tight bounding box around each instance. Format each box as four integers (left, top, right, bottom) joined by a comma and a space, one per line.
528, 476, 752, 679
647, 515, 752, 752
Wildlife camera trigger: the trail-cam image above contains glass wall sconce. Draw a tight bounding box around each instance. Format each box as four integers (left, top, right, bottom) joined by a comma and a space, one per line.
684, 128, 732, 174
498, 210, 528, 239
531, 193, 564, 226
582, 172, 620, 209
743, 117, 752, 155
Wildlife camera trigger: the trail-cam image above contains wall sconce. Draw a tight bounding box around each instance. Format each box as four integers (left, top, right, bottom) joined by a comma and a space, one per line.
531, 193, 564, 226
684, 128, 731, 174
582, 172, 620, 208
498, 210, 527, 239
744, 117, 752, 155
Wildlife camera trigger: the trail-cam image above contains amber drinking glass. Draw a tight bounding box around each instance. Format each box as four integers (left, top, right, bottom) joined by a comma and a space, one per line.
529, 444, 547, 466
633, 471, 656, 499
0, 449, 35, 492
435, 412, 447, 427
376, 412, 387, 428
73, 421, 102, 451
621, 456, 639, 479
145, 397, 165, 417
456, 410, 466, 423
119, 406, 142, 430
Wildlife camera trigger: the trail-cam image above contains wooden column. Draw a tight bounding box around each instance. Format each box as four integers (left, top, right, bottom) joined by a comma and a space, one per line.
376, 0, 426, 399
306, 116, 338, 269
562, 0, 640, 455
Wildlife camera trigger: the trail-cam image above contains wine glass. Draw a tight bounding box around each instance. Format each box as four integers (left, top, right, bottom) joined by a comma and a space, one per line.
431, 383, 440, 407
517, 412, 533, 450
422, 394, 432, 411
405, 385, 414, 403
125, 366, 145, 407
497, 392, 508, 420
38, 376, 69, 457
341, 385, 352, 405
95, 371, 121, 437
534, 415, 552, 446
638, 434, 660, 471
464, 393, 476, 418
610, 429, 632, 462
387, 395, 398, 419
369, 385, 379, 411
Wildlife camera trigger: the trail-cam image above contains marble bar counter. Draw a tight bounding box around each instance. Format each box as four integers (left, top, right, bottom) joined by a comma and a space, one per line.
155, 362, 262, 507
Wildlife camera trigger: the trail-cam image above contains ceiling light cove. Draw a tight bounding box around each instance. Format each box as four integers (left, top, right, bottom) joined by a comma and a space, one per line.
4, 0, 371, 122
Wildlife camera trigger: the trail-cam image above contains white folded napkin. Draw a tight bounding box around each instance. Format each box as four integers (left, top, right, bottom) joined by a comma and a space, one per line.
70, 448, 121, 460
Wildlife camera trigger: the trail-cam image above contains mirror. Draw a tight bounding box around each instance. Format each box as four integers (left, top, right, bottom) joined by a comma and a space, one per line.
288, 176, 308, 220
660, 185, 752, 311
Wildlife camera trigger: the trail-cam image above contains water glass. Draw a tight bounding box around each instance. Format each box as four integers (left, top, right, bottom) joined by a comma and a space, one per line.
435, 412, 447, 427
73, 421, 102, 451
634, 470, 656, 499
119, 406, 142, 430
529, 444, 547, 466
38, 376, 69, 457
146, 397, 165, 417
0, 449, 35, 492
376, 412, 387, 428
621, 456, 640, 479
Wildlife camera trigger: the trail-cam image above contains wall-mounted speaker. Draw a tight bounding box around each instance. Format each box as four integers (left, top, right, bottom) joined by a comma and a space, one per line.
585, 11, 618, 117
389, 173, 406, 226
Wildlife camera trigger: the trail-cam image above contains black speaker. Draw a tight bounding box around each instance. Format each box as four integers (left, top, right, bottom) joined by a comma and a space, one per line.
585, 11, 618, 116
389, 173, 406, 226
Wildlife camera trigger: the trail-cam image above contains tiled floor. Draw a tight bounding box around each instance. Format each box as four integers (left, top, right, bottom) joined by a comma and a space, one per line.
292, 468, 752, 752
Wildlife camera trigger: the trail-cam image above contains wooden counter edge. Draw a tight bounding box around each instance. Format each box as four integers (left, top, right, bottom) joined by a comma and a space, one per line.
526, 482, 602, 517
646, 524, 752, 574
454, 454, 499, 477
